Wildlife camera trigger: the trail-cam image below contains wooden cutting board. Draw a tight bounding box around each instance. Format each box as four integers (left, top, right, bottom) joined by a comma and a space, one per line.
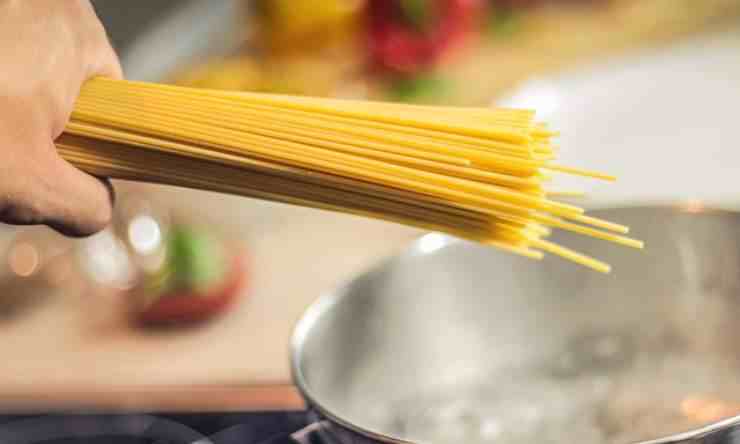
0, 184, 420, 411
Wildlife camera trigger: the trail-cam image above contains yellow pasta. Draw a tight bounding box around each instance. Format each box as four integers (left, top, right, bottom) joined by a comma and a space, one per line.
58, 77, 643, 272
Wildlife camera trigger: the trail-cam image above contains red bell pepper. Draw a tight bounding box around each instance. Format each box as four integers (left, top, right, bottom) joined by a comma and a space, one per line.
135, 253, 247, 325
367, 0, 484, 74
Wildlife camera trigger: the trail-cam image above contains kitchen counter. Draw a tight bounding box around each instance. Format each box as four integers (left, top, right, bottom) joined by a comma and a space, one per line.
0, 187, 420, 411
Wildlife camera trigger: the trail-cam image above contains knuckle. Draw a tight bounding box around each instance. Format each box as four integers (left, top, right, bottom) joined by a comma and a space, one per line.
62, 1, 118, 79
93, 38, 123, 77
61, 0, 95, 21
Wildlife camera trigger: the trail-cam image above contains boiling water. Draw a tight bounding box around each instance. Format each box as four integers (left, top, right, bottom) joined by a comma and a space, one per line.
366, 340, 740, 444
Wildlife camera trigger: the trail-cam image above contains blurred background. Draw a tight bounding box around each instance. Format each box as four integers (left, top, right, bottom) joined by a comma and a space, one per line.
0, 0, 738, 413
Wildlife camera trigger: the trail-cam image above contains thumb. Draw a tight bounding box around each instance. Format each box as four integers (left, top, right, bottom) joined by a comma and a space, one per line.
43, 148, 115, 237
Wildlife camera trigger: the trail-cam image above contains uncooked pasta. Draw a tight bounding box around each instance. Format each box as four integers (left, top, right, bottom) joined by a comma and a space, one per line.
57, 78, 643, 272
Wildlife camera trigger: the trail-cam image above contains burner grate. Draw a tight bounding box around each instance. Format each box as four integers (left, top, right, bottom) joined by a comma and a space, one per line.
0, 412, 309, 444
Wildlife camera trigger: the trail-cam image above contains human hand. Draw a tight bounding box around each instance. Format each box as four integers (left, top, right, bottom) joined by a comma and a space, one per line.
0, 0, 122, 237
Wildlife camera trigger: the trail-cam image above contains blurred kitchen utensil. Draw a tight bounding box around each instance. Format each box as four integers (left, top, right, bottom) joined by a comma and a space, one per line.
281, 206, 740, 444
0, 227, 82, 320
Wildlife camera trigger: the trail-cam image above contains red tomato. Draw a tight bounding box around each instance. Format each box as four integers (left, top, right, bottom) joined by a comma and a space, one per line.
367, 0, 484, 74
135, 253, 247, 326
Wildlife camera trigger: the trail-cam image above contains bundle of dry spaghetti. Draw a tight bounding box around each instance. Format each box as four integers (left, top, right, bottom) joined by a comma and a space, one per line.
57, 77, 642, 272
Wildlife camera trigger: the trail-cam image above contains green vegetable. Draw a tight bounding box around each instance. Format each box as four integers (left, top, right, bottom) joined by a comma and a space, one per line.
137, 226, 228, 302
165, 225, 227, 294
389, 74, 452, 103
399, 0, 438, 31
487, 8, 521, 38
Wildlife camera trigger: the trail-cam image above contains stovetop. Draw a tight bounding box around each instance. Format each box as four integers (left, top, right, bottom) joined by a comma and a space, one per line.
0, 411, 310, 444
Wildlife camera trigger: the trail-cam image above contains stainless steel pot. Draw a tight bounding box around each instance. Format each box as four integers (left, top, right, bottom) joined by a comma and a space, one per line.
280, 206, 740, 444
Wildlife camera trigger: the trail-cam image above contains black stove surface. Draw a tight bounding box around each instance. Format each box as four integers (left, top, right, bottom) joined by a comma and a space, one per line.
0, 411, 310, 444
